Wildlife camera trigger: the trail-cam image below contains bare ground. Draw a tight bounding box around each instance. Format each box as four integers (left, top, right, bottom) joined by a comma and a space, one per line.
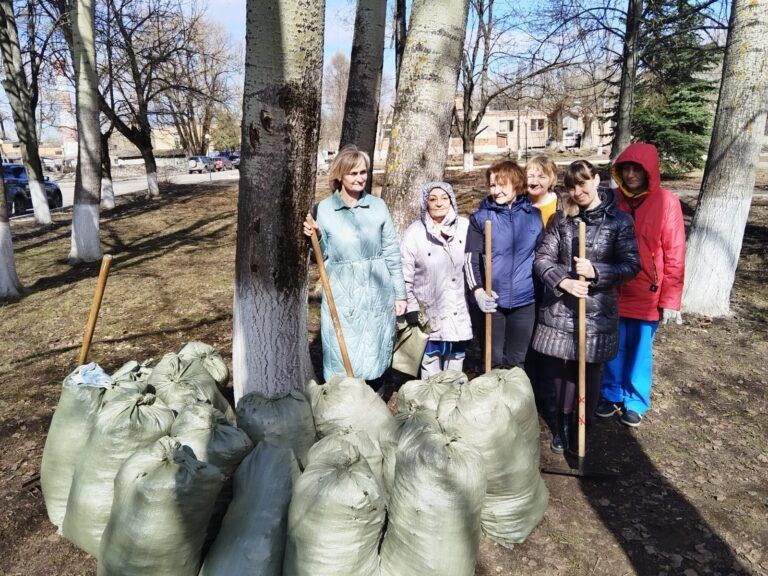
1, 175, 766, 576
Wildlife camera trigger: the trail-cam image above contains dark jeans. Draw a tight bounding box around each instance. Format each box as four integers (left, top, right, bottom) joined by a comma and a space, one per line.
490, 303, 536, 369
541, 356, 603, 424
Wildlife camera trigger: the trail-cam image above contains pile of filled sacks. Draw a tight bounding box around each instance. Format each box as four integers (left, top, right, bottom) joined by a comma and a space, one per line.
41, 345, 548, 576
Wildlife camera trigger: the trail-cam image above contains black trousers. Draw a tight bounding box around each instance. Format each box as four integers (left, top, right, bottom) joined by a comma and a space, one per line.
541, 356, 603, 423
490, 303, 536, 369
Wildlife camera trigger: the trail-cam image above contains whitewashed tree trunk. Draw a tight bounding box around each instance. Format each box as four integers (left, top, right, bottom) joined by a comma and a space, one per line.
340, 0, 386, 168
232, 0, 323, 402
100, 131, 115, 209
139, 143, 160, 198
682, 0, 768, 317
382, 0, 469, 233
463, 149, 474, 172
69, 0, 102, 263
0, 0, 51, 225
610, 0, 642, 160
0, 177, 22, 298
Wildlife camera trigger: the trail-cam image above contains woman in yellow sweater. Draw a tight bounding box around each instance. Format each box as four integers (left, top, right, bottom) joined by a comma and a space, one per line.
526, 155, 560, 229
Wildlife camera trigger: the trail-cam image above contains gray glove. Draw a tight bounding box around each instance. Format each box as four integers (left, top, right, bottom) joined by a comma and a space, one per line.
662, 308, 683, 325
474, 289, 498, 313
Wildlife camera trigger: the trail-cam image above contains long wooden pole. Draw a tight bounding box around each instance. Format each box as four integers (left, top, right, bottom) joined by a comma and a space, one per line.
307, 215, 354, 377
577, 220, 587, 471
484, 220, 492, 373
78, 255, 113, 365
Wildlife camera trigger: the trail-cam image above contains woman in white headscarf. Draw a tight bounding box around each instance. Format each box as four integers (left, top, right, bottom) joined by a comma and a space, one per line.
400, 181, 472, 376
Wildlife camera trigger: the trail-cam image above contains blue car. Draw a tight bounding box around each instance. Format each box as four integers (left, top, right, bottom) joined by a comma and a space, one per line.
3, 163, 63, 217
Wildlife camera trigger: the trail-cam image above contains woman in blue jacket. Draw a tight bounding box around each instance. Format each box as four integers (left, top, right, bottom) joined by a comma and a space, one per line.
303, 146, 406, 390
465, 160, 543, 369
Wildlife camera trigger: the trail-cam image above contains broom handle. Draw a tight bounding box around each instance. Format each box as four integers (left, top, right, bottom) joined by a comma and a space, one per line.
577, 220, 587, 461
484, 220, 492, 373
78, 255, 113, 365
307, 214, 354, 377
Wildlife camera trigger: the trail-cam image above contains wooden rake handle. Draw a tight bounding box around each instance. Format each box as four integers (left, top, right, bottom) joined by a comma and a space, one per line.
307, 214, 353, 377
78, 255, 113, 365
577, 220, 587, 461
484, 220, 492, 373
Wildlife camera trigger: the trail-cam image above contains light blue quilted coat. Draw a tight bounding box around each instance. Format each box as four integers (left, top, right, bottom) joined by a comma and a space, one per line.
315, 191, 406, 381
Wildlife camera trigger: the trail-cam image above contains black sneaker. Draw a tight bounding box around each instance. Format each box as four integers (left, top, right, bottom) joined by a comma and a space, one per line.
550, 431, 566, 454
595, 399, 622, 418
620, 409, 642, 427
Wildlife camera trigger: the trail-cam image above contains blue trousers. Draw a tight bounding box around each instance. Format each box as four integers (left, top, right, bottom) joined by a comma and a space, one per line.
601, 318, 659, 415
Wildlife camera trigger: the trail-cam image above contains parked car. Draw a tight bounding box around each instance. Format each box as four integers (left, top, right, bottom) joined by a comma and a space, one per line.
188, 156, 214, 173
563, 130, 583, 149
3, 163, 63, 217
213, 156, 234, 171
230, 154, 240, 169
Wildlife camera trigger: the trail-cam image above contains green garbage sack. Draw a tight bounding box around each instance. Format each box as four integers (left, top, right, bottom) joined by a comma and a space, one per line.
98, 436, 224, 576
379, 429, 486, 576
61, 389, 175, 557
171, 403, 253, 476
396, 370, 467, 415
391, 312, 430, 377
111, 360, 153, 387
40, 363, 114, 528
283, 437, 385, 576
492, 367, 540, 448
199, 443, 300, 576
148, 353, 235, 423
306, 376, 397, 445
437, 372, 549, 548
305, 430, 384, 491
236, 390, 316, 467
382, 402, 440, 497
179, 342, 229, 388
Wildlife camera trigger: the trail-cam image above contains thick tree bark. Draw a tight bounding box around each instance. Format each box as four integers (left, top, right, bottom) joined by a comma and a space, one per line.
69, 0, 102, 263
0, 175, 22, 298
382, 0, 469, 233
232, 0, 323, 402
340, 0, 386, 172
581, 113, 594, 149
682, 0, 768, 317
0, 0, 51, 225
610, 0, 642, 160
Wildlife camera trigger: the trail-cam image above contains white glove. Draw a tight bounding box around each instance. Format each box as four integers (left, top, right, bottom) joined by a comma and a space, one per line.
474, 289, 498, 313
662, 308, 682, 325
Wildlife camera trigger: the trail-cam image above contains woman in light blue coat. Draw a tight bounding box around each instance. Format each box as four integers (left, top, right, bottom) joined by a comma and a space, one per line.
304, 146, 406, 388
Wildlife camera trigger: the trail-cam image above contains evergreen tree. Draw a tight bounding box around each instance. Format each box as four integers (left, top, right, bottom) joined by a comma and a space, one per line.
632, 0, 721, 174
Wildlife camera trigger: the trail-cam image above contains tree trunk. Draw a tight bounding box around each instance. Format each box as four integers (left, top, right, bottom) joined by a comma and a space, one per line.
681, 0, 768, 317
0, 0, 51, 225
394, 0, 407, 90
382, 0, 469, 233
0, 175, 23, 298
232, 0, 323, 402
611, 0, 642, 160
69, 0, 102, 263
581, 113, 594, 149
138, 139, 160, 197
463, 136, 474, 171
101, 130, 115, 210
548, 106, 564, 150
340, 0, 386, 174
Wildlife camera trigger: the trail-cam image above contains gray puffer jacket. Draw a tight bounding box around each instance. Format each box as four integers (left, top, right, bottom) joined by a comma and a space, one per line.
400, 182, 472, 342
532, 188, 640, 363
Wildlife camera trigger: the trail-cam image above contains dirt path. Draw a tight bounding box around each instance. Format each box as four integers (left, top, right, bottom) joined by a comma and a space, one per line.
1, 178, 766, 575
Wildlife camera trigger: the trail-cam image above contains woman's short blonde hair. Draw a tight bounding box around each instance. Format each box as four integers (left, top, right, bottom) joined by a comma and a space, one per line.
525, 155, 558, 191
328, 145, 371, 192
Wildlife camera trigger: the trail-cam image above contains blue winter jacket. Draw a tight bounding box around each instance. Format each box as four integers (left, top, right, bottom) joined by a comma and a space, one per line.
465, 195, 543, 309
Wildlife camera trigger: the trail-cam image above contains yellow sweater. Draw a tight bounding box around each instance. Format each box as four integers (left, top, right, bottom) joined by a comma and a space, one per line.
535, 193, 558, 229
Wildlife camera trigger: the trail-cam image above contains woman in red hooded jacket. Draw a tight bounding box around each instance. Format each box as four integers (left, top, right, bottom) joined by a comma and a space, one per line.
597, 143, 686, 427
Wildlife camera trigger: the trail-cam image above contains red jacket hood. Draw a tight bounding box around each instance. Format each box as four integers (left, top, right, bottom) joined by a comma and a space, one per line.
612, 143, 662, 197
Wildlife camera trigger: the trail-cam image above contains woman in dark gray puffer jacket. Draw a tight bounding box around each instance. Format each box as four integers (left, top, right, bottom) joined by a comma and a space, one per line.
532, 160, 640, 454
